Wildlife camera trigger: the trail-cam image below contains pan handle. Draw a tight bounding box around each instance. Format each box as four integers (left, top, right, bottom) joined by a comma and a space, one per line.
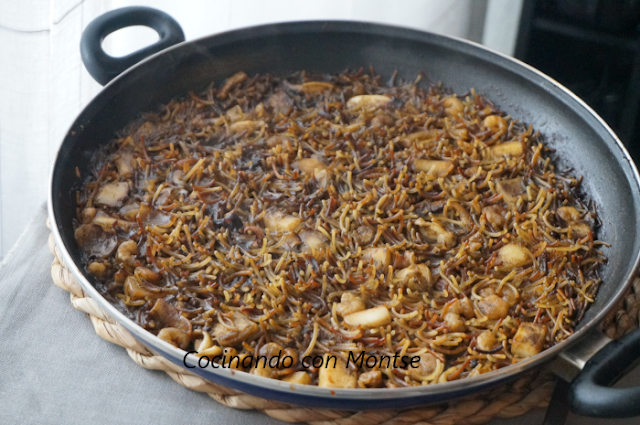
80, 6, 185, 86
568, 327, 640, 417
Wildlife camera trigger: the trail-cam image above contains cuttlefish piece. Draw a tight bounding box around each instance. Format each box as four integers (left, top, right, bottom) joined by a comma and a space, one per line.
296, 81, 335, 93
496, 177, 525, 204
213, 312, 259, 347
74, 224, 117, 258
95, 182, 129, 207
344, 306, 391, 328
496, 243, 532, 271
491, 141, 523, 157
414, 159, 453, 178
263, 207, 302, 233
347, 94, 392, 109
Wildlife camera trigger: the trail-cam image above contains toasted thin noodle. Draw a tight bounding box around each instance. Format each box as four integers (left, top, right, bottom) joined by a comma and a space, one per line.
74, 70, 607, 388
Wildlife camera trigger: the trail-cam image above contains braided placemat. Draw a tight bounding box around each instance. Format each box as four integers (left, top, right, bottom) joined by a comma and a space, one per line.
47, 230, 640, 424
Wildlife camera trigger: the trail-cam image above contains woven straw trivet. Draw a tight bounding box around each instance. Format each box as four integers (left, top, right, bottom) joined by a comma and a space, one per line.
47, 229, 640, 425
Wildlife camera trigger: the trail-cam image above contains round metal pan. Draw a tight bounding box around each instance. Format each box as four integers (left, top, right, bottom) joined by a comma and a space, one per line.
48, 6, 640, 417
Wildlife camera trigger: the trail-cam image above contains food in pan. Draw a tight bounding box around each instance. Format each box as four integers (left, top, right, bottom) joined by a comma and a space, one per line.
73, 69, 607, 388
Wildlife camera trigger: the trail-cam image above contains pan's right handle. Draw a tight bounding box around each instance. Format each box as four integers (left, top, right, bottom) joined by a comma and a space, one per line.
80, 6, 185, 86
568, 327, 640, 418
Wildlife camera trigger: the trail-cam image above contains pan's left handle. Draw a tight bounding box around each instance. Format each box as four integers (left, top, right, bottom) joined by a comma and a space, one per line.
567, 327, 640, 418
80, 6, 185, 86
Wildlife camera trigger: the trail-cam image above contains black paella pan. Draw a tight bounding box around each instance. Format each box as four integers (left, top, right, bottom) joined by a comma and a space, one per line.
48, 6, 640, 418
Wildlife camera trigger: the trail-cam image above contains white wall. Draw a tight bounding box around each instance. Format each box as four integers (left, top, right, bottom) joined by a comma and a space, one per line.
482, 0, 524, 56
105, 0, 485, 57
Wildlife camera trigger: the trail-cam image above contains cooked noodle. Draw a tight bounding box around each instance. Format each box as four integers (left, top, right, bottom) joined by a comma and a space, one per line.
73, 69, 606, 388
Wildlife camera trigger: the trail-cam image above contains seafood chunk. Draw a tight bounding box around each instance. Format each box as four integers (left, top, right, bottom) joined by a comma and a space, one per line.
74, 224, 117, 258
347, 95, 392, 109
449, 297, 475, 319
358, 370, 382, 388
119, 203, 140, 221
398, 129, 442, 148
87, 262, 107, 277
483, 115, 507, 133
259, 342, 284, 365
496, 243, 532, 271
299, 229, 328, 255
318, 355, 357, 388
448, 126, 469, 140
492, 141, 523, 157
511, 322, 547, 358
138, 202, 172, 226
92, 211, 135, 232
371, 113, 395, 127
281, 232, 302, 251
354, 225, 375, 246
124, 275, 166, 301
95, 182, 129, 207
214, 312, 259, 347
229, 120, 264, 135
557, 206, 591, 238
158, 327, 190, 350
414, 159, 453, 177
226, 105, 244, 122
283, 348, 299, 368
194, 332, 223, 358
496, 177, 525, 204
115, 151, 135, 178
294, 158, 327, 177
443, 97, 464, 117
444, 312, 466, 332
263, 208, 302, 233
395, 264, 431, 290
116, 240, 138, 269
297, 81, 335, 94
81, 207, 97, 224
500, 286, 520, 307
571, 222, 591, 238
267, 91, 293, 115
134, 266, 161, 283
482, 205, 506, 229
149, 299, 191, 332
409, 353, 438, 380
415, 218, 456, 248
361, 247, 391, 269
476, 331, 499, 352
557, 206, 581, 222
344, 306, 391, 328
335, 293, 366, 317
478, 294, 510, 320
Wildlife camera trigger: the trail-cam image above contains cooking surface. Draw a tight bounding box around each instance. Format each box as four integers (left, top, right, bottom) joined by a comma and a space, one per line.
51, 24, 640, 408
0, 204, 637, 425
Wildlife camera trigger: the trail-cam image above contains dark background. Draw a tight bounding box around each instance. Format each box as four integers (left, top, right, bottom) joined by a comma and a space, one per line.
516, 0, 640, 161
